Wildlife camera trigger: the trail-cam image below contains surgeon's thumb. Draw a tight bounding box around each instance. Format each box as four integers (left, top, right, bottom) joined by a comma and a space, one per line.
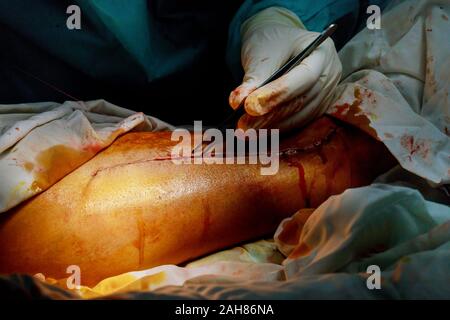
229, 52, 287, 110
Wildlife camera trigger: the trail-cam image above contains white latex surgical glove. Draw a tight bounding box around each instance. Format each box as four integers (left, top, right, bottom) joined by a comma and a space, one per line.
229, 7, 342, 132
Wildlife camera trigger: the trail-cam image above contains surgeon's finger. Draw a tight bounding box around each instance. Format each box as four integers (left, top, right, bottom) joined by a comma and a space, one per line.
276, 84, 334, 132
273, 60, 342, 132
238, 97, 304, 131
243, 47, 327, 117
229, 83, 258, 110
238, 80, 324, 131
229, 40, 290, 109
280, 73, 339, 132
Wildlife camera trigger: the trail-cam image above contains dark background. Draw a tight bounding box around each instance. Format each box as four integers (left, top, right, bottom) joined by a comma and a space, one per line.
0, 0, 365, 126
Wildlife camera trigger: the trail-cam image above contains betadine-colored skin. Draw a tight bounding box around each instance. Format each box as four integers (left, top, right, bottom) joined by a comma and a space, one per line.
0, 117, 395, 286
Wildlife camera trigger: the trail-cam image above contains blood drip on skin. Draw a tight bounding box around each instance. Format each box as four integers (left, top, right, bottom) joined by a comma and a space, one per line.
280, 119, 339, 208
133, 211, 146, 267
282, 155, 319, 209
296, 161, 310, 208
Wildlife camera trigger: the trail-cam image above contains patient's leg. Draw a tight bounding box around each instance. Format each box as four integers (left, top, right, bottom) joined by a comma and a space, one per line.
0, 117, 396, 286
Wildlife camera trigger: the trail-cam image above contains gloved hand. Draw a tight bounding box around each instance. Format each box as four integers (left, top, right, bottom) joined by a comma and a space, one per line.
229, 7, 342, 132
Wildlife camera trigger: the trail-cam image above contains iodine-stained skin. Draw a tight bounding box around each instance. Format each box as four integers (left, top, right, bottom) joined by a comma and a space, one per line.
0, 117, 396, 286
